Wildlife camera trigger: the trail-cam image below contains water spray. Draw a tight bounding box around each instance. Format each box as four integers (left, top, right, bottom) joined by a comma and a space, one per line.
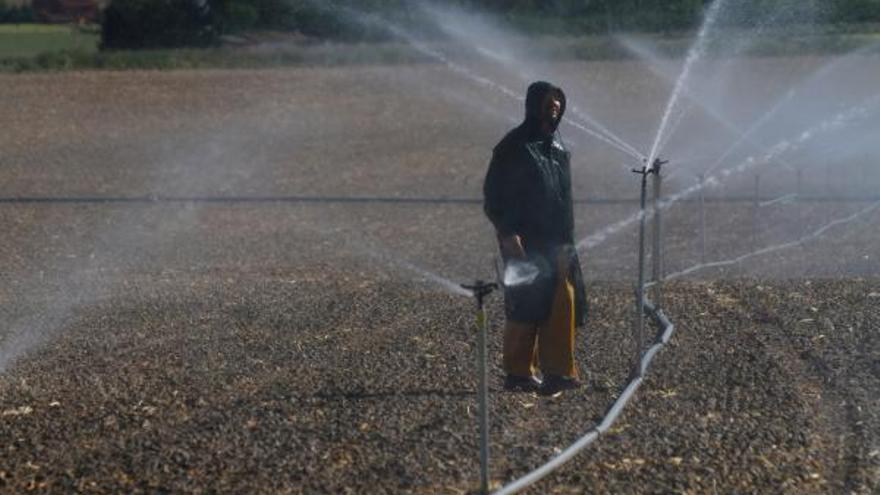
460, 279, 498, 495
655, 199, 880, 283
577, 93, 880, 256
645, 0, 725, 172
332, 2, 645, 162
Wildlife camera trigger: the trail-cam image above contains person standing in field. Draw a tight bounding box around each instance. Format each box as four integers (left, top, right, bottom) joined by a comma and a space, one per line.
483, 81, 587, 396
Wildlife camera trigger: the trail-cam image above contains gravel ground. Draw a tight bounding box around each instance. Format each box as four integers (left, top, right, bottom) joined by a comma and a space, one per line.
1, 62, 879, 493
1, 275, 878, 493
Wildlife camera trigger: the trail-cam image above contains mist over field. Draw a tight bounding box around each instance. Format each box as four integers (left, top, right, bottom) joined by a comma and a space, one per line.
1, 0, 879, 493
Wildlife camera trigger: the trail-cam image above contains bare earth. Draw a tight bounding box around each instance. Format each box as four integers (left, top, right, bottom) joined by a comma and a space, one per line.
1, 62, 878, 493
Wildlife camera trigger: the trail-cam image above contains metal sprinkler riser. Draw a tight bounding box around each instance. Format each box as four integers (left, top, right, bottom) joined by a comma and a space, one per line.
461, 280, 499, 309
634, 157, 668, 176
631, 156, 667, 377
460, 279, 498, 494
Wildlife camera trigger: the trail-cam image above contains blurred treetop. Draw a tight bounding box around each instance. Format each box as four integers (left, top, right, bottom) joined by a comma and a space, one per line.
99, 0, 880, 49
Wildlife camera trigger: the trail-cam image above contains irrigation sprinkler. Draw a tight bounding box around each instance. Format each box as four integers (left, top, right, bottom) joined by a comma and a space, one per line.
632, 158, 666, 375
460, 280, 498, 495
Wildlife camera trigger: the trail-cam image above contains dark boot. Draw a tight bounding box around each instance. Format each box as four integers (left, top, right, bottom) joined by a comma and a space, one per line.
538, 374, 582, 397
504, 374, 542, 393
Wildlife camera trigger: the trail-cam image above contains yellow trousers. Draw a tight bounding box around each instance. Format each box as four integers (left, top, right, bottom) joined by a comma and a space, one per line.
502, 252, 577, 378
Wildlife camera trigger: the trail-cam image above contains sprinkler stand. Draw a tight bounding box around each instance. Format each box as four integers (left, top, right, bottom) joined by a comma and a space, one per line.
632, 158, 666, 376
651, 163, 664, 309
698, 174, 707, 263
752, 174, 761, 250
460, 280, 498, 495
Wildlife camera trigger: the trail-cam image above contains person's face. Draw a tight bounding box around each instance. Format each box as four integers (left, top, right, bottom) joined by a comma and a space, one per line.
542, 93, 562, 129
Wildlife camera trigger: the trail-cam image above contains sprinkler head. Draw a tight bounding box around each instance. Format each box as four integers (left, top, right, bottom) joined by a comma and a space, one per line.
461, 280, 498, 308
651, 158, 668, 174
635, 157, 668, 175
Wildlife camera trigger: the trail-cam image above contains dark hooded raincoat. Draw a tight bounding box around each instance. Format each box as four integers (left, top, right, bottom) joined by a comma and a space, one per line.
483, 81, 588, 326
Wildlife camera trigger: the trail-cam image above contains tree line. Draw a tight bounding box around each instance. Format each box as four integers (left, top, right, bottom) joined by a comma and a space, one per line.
0, 2, 36, 23
95, 0, 880, 49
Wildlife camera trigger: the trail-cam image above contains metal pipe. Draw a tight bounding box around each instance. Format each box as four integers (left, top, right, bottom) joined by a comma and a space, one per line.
460, 281, 499, 495
476, 306, 490, 494
651, 168, 664, 309
752, 174, 760, 250
634, 166, 649, 375
698, 174, 706, 263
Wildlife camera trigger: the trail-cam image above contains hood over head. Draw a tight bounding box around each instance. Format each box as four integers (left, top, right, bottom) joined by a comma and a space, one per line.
524, 81, 566, 136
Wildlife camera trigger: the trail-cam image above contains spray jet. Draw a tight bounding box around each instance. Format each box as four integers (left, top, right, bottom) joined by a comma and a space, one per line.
501, 259, 540, 287
461, 280, 499, 310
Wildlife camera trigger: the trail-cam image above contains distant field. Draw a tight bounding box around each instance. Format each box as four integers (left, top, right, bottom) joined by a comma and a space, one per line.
0, 23, 98, 59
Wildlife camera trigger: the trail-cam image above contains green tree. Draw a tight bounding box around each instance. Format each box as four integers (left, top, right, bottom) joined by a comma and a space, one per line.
101, 0, 216, 49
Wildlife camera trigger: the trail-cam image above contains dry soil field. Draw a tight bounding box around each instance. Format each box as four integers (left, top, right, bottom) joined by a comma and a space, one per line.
1, 60, 879, 493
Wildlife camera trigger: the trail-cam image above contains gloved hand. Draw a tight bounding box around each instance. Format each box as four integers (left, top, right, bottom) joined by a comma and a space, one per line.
499, 234, 526, 260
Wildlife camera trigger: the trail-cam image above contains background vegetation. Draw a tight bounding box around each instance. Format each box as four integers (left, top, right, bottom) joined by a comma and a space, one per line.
0, 2, 35, 23
96, 0, 880, 49
1, 0, 879, 71
0, 23, 97, 59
